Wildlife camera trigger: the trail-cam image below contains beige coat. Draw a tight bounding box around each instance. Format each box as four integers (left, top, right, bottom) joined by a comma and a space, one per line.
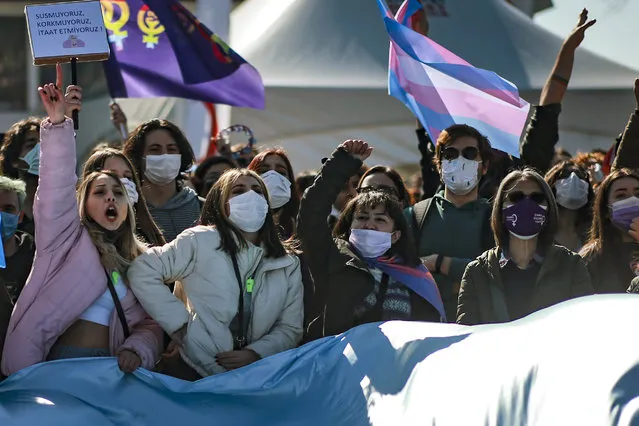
128, 225, 303, 376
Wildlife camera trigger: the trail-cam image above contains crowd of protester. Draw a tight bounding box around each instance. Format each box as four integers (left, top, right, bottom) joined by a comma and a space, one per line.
1, 8, 639, 382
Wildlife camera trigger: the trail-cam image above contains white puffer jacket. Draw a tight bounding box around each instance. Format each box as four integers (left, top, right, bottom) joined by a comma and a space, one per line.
128, 225, 303, 376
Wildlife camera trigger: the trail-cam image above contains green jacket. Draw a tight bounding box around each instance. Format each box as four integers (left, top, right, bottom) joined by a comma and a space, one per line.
457, 245, 594, 325
298, 148, 440, 337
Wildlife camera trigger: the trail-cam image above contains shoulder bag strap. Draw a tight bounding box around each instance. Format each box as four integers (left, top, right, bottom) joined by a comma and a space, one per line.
412, 198, 433, 253
105, 270, 130, 339
230, 252, 251, 350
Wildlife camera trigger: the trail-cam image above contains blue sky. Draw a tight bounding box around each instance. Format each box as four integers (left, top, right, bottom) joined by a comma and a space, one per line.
534, 0, 638, 71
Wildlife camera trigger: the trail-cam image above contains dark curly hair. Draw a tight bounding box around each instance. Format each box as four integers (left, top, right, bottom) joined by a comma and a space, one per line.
1, 117, 40, 178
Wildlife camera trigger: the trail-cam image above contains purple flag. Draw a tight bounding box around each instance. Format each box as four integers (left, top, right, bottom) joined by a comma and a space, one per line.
100, 0, 264, 109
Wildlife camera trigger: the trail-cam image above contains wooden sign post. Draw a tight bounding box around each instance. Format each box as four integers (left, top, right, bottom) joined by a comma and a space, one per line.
25, 1, 111, 129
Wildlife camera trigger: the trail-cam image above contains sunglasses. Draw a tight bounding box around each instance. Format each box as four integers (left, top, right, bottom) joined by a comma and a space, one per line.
442, 146, 479, 161
357, 185, 400, 198
506, 191, 546, 204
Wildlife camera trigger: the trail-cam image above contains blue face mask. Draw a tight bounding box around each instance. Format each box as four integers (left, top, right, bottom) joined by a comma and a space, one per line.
0, 211, 19, 240
20, 143, 40, 176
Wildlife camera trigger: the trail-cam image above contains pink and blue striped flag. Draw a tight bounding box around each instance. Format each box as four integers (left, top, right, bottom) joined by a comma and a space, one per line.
376, 0, 530, 157
367, 256, 446, 322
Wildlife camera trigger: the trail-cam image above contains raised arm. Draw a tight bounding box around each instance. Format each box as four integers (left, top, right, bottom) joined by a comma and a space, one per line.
297, 141, 371, 280
612, 79, 639, 171
34, 65, 84, 254
520, 10, 595, 173
416, 122, 441, 200
539, 9, 595, 106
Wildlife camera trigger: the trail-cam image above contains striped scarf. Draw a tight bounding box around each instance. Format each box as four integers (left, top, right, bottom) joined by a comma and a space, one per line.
366, 256, 446, 322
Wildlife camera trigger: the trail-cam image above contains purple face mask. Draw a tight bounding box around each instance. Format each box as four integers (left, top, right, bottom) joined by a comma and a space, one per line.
503, 198, 548, 240
610, 196, 639, 231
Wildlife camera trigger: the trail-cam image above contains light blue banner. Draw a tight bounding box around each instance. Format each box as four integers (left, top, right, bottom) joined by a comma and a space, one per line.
1, 295, 639, 425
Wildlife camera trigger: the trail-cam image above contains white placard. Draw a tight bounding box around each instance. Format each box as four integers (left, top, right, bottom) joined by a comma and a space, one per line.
25, 1, 110, 65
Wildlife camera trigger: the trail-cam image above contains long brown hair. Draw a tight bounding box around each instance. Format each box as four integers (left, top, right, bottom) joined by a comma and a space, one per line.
491, 168, 559, 251
82, 147, 165, 247
333, 191, 421, 267
580, 168, 639, 260
78, 171, 147, 272
200, 169, 290, 258
247, 149, 300, 239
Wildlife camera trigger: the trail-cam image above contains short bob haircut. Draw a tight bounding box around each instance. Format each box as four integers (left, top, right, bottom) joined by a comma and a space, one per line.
82, 147, 165, 247
248, 148, 300, 239
333, 191, 421, 267
581, 168, 639, 260
123, 119, 195, 183
491, 168, 559, 251
545, 160, 594, 233
357, 165, 412, 209
434, 124, 493, 174
200, 168, 290, 259
0, 117, 40, 179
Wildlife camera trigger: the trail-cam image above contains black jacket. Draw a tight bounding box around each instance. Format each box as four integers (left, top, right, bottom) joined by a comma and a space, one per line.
298, 148, 440, 338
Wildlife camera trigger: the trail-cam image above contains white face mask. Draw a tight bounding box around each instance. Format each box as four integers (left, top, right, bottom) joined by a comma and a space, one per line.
441, 157, 481, 195
120, 177, 139, 206
349, 229, 392, 258
228, 190, 269, 232
261, 170, 291, 209
554, 172, 589, 210
144, 154, 181, 185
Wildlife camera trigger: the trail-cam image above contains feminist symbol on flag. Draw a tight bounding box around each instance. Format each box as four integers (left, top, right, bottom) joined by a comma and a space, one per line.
101, 0, 130, 51
137, 5, 165, 48
170, 4, 233, 64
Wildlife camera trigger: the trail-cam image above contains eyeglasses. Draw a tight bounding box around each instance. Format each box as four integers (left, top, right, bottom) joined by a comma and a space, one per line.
442, 146, 479, 161
357, 185, 400, 198
506, 191, 546, 204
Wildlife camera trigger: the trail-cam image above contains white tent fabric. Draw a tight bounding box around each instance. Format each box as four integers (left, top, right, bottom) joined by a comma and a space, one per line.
227, 0, 638, 172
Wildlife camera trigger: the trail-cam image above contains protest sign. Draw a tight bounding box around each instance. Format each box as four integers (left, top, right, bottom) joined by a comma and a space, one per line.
25, 1, 109, 129
25, 1, 110, 66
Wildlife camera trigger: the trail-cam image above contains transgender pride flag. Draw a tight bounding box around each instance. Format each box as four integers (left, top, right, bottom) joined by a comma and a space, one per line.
376, 0, 530, 157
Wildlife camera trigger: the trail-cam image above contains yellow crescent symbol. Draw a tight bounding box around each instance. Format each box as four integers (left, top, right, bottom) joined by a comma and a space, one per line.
100, 0, 129, 50
137, 6, 165, 49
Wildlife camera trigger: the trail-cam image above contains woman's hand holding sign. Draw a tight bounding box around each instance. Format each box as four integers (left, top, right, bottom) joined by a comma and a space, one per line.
38, 64, 83, 126
38, 64, 66, 125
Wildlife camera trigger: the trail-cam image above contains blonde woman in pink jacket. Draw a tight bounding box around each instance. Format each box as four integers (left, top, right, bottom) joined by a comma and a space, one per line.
1, 66, 162, 377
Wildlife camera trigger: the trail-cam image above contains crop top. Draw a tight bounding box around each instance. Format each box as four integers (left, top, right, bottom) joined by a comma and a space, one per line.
78, 271, 127, 326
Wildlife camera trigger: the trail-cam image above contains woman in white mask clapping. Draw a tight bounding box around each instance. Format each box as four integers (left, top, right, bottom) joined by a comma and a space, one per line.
298, 140, 446, 338
123, 120, 201, 242
545, 161, 594, 251
247, 149, 300, 239
128, 169, 303, 379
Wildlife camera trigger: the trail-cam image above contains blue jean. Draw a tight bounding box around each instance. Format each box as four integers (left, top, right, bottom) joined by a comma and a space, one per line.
47, 344, 110, 361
